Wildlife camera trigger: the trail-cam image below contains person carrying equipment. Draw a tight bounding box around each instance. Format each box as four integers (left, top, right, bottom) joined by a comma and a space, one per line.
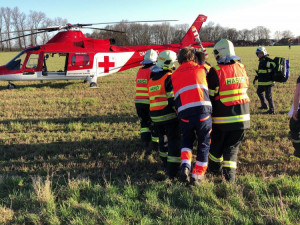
253, 46, 276, 114
171, 46, 212, 185
207, 39, 250, 182
148, 50, 181, 179
135, 49, 159, 151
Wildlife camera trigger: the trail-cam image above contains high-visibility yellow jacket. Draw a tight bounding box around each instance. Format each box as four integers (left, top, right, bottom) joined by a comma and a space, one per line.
135, 66, 151, 104
148, 70, 177, 124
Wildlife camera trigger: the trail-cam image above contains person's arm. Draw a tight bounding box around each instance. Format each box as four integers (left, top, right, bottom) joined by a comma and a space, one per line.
292, 83, 300, 120
207, 67, 219, 102
165, 74, 175, 109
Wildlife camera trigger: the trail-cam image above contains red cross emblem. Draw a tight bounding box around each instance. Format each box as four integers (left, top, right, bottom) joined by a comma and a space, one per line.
98, 56, 115, 73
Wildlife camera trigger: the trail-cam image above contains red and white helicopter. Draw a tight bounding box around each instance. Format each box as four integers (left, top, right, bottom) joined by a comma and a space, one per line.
0, 14, 213, 89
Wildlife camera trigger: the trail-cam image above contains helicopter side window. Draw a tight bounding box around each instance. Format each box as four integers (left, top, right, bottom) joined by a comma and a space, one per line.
43, 53, 68, 75
72, 54, 90, 67
25, 54, 39, 69
6, 51, 27, 71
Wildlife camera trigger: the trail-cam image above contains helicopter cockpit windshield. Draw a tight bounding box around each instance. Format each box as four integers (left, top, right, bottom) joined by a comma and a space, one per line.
5, 46, 40, 71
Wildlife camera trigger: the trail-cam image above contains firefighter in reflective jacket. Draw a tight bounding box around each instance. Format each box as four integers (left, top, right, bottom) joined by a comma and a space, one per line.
135, 49, 159, 150
207, 39, 250, 182
148, 50, 181, 179
171, 46, 212, 185
253, 46, 276, 114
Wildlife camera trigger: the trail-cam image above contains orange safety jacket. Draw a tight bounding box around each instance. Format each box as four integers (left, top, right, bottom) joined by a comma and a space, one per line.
209, 62, 250, 127
214, 63, 250, 106
135, 67, 151, 104
171, 61, 212, 118
148, 72, 177, 124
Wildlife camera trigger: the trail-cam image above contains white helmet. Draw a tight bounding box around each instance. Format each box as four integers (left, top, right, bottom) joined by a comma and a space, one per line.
141, 49, 158, 65
156, 50, 177, 69
256, 46, 268, 56
213, 39, 235, 60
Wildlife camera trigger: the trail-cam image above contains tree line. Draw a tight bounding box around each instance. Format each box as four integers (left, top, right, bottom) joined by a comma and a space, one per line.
0, 6, 298, 51
0, 7, 67, 51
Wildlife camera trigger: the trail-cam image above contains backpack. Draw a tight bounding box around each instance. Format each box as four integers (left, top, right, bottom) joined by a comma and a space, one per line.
271, 57, 290, 82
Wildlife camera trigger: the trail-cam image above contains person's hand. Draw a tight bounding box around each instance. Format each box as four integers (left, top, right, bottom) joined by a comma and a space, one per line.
293, 110, 298, 121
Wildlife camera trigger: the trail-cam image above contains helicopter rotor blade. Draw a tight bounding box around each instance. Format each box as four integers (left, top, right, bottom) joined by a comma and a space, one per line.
81, 27, 125, 33
89, 20, 178, 25
0, 30, 47, 43
0, 26, 64, 34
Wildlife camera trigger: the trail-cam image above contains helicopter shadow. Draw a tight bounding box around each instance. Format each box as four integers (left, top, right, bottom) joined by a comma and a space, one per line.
0, 81, 80, 90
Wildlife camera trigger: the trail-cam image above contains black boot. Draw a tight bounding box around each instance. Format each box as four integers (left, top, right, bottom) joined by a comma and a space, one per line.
179, 164, 190, 183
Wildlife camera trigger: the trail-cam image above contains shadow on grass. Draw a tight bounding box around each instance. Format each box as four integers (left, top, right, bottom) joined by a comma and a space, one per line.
0, 113, 138, 125
0, 138, 165, 183
0, 80, 80, 91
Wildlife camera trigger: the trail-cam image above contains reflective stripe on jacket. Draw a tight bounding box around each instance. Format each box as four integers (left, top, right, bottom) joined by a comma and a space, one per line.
148, 72, 177, 123
257, 57, 275, 86
135, 67, 151, 104
209, 62, 250, 128
171, 61, 212, 118
213, 63, 250, 106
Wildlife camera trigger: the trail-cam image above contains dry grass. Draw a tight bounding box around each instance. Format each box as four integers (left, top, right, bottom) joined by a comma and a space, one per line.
0, 47, 299, 224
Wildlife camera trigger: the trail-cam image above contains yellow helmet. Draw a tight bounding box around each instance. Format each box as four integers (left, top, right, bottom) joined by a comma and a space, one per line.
213, 39, 235, 60
141, 49, 158, 64
156, 50, 177, 70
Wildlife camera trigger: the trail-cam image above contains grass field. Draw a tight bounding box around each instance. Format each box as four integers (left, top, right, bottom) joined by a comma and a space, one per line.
0, 46, 299, 224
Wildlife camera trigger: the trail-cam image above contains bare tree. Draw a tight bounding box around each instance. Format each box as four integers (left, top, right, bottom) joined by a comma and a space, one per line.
225, 28, 239, 42
256, 26, 270, 40
250, 28, 258, 42
11, 7, 24, 49
281, 30, 294, 39
274, 31, 282, 41
239, 29, 252, 41
0, 9, 4, 51
172, 24, 189, 43
19, 11, 27, 48
2, 7, 12, 50
200, 21, 215, 42
41, 18, 53, 44
27, 10, 46, 45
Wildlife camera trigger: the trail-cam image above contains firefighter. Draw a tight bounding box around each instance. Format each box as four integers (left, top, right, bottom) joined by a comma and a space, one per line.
289, 75, 300, 158
207, 39, 250, 182
148, 50, 181, 179
253, 46, 276, 114
171, 46, 212, 185
135, 49, 159, 150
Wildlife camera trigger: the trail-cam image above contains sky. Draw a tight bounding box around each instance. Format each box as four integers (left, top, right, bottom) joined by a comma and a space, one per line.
1, 0, 300, 38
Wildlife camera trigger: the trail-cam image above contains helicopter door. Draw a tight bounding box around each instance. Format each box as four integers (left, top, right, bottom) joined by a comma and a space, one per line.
42, 53, 68, 76
66, 53, 92, 76
23, 53, 39, 75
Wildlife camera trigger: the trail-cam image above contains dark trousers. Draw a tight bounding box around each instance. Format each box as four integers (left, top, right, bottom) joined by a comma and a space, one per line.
289, 117, 300, 157
156, 121, 181, 178
179, 113, 211, 164
257, 85, 274, 111
208, 127, 244, 182
135, 104, 158, 149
